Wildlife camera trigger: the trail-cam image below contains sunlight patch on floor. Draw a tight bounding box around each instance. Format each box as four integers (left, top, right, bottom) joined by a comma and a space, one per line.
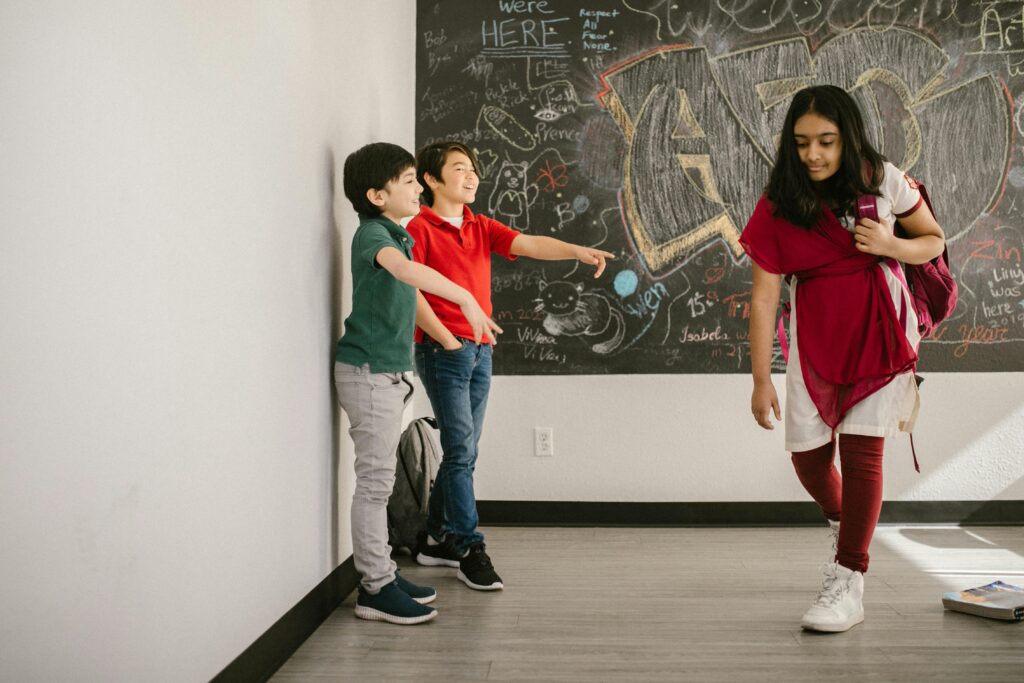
874, 525, 1024, 591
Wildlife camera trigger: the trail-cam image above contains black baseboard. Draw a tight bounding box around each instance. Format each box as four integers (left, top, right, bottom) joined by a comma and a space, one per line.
211, 556, 359, 683
477, 500, 1024, 526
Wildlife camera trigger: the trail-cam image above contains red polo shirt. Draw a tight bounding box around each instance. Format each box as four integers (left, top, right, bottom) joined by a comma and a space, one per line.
406, 205, 520, 343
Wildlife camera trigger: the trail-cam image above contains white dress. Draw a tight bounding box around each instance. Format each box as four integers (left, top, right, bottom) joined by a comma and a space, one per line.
784, 162, 925, 452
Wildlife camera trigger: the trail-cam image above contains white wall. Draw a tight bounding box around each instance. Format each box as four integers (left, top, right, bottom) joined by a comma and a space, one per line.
452, 373, 1024, 502
0, 1, 413, 681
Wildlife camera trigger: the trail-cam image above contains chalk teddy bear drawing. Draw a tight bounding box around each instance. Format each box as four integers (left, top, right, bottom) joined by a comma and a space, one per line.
488, 160, 537, 231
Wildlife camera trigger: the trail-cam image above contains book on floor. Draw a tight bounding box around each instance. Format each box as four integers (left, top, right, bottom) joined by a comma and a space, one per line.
942, 581, 1024, 621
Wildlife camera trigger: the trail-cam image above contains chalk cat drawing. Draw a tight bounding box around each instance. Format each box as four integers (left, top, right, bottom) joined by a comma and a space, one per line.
535, 280, 625, 355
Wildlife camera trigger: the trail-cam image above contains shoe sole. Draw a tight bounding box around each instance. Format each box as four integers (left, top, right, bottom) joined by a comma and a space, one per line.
457, 570, 504, 591
416, 552, 461, 568
354, 605, 437, 625
411, 592, 437, 605
801, 611, 864, 633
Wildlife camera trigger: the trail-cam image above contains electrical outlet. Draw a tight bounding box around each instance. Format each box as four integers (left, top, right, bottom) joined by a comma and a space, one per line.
534, 427, 554, 457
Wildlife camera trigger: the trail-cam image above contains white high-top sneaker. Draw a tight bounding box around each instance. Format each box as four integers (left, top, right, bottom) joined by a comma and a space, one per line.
801, 562, 865, 632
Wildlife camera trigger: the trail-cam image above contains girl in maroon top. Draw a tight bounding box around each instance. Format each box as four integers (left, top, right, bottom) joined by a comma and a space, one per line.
742, 86, 946, 633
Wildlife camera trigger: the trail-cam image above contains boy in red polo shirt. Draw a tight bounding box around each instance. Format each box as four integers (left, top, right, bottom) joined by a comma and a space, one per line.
407, 141, 613, 590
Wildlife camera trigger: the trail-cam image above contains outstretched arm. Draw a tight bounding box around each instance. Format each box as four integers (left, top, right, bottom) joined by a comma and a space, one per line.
749, 263, 782, 430
376, 247, 501, 344
509, 234, 615, 277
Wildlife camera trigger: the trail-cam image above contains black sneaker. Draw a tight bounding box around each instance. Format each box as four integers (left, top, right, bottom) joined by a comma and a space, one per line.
457, 543, 503, 591
354, 581, 437, 625
415, 532, 462, 568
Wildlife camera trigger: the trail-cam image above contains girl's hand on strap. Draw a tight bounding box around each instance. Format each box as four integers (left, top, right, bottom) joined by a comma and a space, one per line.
751, 380, 781, 430
853, 217, 897, 258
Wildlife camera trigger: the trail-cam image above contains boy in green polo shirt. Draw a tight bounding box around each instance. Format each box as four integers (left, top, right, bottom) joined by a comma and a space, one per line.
336, 142, 501, 625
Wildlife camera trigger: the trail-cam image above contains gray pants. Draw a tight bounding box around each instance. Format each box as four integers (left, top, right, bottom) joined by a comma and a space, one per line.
335, 361, 413, 593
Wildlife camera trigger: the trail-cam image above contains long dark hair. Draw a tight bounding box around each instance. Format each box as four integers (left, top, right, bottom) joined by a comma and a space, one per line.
766, 85, 884, 229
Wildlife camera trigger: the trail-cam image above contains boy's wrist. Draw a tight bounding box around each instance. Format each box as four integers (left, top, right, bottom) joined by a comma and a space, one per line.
427, 325, 460, 348
440, 334, 462, 350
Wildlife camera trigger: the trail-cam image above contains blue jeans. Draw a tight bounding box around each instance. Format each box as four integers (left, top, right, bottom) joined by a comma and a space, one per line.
415, 338, 491, 553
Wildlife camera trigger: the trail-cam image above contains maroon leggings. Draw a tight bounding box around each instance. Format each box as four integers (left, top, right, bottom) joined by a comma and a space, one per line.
791, 434, 884, 573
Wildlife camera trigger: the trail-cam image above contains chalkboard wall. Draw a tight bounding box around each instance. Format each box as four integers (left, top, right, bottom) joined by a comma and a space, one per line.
415, 0, 1024, 374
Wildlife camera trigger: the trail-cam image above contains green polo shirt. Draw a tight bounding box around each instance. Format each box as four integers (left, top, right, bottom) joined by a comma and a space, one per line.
335, 215, 417, 372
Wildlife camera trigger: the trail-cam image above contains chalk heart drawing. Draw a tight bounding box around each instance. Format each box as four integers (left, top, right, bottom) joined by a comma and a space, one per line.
598, 28, 1010, 277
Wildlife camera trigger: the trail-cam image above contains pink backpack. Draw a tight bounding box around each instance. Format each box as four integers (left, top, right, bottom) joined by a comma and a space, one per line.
856, 186, 957, 338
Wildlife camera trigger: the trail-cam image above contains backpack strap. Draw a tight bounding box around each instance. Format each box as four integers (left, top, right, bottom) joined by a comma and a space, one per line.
776, 274, 794, 363
883, 258, 911, 331
397, 426, 425, 511
777, 302, 791, 363
415, 421, 432, 514
860, 192, 925, 473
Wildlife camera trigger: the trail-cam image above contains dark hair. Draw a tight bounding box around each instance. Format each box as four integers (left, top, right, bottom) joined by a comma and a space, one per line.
342, 142, 415, 217
415, 141, 478, 206
766, 85, 884, 229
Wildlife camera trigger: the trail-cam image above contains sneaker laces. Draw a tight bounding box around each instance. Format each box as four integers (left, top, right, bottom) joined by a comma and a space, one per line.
818, 581, 852, 607
828, 522, 840, 555
812, 564, 849, 607
468, 545, 493, 568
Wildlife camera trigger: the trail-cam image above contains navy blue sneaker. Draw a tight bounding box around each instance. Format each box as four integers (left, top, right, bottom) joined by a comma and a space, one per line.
395, 571, 436, 604
354, 581, 437, 625
415, 532, 462, 568
457, 543, 503, 591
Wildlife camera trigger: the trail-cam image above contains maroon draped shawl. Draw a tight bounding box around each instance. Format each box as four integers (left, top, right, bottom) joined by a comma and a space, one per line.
739, 196, 918, 429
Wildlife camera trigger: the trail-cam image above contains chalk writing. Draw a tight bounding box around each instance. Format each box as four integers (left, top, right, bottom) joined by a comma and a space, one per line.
481, 16, 571, 58
416, 0, 1023, 374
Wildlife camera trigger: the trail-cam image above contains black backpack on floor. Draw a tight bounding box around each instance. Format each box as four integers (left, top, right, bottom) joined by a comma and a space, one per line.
387, 417, 442, 553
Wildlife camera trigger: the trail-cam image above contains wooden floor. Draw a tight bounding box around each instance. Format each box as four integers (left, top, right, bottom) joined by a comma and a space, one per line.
272, 526, 1024, 682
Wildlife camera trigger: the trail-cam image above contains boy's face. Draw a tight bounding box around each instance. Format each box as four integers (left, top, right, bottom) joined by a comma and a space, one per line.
367, 166, 423, 221
428, 151, 478, 206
